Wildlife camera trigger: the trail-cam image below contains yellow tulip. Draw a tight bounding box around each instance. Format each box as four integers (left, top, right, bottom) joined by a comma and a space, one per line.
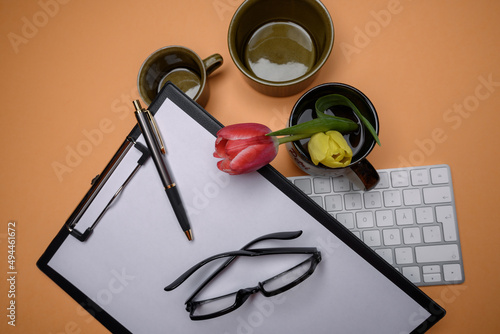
308, 131, 353, 168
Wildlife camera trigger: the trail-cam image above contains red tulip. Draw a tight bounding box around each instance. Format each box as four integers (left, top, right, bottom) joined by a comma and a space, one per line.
214, 123, 279, 175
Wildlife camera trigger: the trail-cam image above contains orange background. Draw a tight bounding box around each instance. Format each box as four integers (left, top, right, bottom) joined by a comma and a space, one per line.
1, 0, 499, 333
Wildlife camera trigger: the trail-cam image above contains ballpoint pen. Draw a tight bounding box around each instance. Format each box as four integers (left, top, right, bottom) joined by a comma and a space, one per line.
133, 100, 193, 241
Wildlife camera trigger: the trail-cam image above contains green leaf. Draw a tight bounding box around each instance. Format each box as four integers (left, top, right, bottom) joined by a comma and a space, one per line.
315, 94, 381, 146
267, 116, 358, 137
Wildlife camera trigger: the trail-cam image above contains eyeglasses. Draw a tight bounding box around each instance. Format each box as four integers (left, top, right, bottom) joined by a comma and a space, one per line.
164, 230, 321, 320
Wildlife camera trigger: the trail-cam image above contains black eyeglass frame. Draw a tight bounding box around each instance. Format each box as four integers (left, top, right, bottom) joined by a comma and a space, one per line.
164, 231, 322, 321
187, 251, 320, 320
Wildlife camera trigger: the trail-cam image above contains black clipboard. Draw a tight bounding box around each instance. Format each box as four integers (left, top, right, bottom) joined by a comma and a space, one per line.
38, 83, 445, 334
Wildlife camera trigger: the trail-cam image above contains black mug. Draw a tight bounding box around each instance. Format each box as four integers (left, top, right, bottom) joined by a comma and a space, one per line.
286, 83, 380, 190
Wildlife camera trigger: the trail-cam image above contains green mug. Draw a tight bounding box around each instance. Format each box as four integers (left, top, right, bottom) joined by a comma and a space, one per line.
228, 0, 334, 97
138, 46, 223, 107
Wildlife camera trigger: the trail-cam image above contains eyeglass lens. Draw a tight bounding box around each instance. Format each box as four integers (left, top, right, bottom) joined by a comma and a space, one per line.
261, 257, 315, 293
190, 255, 319, 319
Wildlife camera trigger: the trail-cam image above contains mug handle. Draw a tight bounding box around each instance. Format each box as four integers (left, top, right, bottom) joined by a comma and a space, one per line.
203, 53, 224, 76
345, 159, 380, 191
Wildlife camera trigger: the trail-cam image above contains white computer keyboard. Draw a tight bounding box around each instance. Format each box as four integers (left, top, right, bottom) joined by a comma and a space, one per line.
288, 164, 464, 287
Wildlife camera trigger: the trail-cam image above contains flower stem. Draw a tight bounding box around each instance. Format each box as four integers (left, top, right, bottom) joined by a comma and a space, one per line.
276, 133, 312, 145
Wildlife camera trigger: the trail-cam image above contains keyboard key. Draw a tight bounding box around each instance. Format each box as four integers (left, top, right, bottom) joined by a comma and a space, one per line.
364, 191, 382, 209
352, 182, 363, 191
396, 208, 414, 225
375, 172, 390, 189
391, 170, 409, 187
375, 248, 393, 264
410, 169, 429, 186
403, 227, 422, 244
431, 167, 449, 184
436, 205, 457, 241
391, 170, 410, 188
415, 244, 460, 263
345, 193, 362, 210
325, 195, 342, 212
376, 210, 394, 227
423, 265, 440, 274
383, 190, 402, 207
416, 207, 434, 224
356, 211, 374, 228
403, 188, 422, 205
395, 247, 414, 264
294, 178, 312, 194
424, 273, 442, 283
314, 177, 331, 194
310, 196, 323, 208
363, 230, 381, 246
402, 266, 421, 283
336, 213, 355, 229
443, 264, 463, 282
423, 186, 452, 204
383, 229, 401, 246
423, 226, 442, 243
333, 177, 351, 192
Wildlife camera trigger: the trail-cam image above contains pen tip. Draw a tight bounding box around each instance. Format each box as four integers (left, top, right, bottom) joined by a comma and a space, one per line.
185, 230, 193, 241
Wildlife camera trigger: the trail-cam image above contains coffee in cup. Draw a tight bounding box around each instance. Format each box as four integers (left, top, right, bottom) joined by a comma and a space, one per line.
138, 46, 223, 106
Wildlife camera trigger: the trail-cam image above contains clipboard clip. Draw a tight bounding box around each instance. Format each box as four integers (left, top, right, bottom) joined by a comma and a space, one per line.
67, 140, 150, 242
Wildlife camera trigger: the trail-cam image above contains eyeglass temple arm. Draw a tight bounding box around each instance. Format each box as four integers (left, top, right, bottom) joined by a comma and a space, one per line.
241, 230, 302, 248
165, 247, 317, 291
164, 231, 306, 291
181, 230, 303, 301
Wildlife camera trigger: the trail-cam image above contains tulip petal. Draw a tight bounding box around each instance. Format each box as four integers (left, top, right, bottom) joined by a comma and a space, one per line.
229, 143, 278, 174
323, 160, 348, 168
327, 131, 353, 157
322, 158, 341, 167
214, 137, 228, 158
308, 132, 330, 165
217, 158, 238, 175
224, 136, 275, 160
216, 123, 271, 140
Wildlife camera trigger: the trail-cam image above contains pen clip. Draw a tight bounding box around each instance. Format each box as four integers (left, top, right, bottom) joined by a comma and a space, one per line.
133, 100, 166, 154
145, 108, 166, 154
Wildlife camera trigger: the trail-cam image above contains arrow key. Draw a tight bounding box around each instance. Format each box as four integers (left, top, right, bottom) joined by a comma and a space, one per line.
443, 263, 463, 282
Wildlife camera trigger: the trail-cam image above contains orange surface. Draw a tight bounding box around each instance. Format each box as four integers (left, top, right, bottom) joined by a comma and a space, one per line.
1, 0, 499, 333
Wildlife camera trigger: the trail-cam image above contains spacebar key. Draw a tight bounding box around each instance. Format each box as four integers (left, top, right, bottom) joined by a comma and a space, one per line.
415, 244, 460, 263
